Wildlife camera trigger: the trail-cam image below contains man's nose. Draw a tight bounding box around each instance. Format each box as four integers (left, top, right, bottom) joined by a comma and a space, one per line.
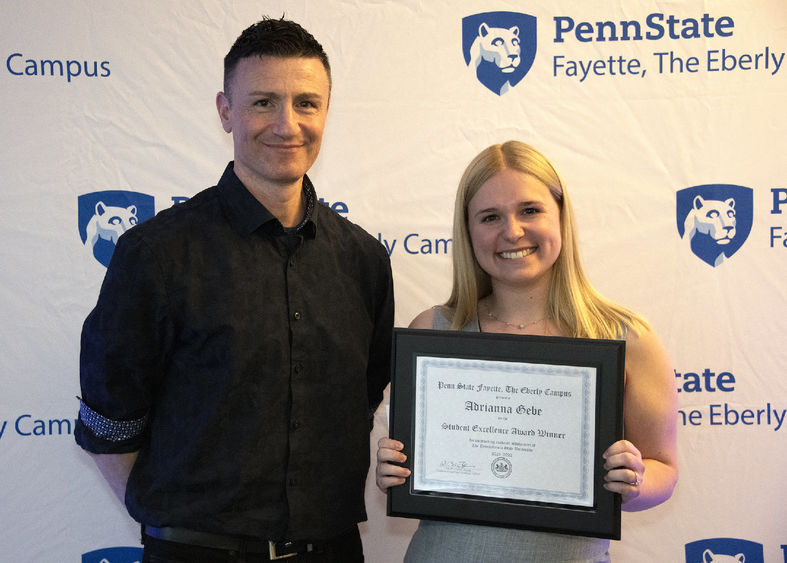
272, 105, 298, 136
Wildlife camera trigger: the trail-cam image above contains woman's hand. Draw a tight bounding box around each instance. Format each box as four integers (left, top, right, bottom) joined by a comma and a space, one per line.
602, 439, 645, 505
375, 437, 411, 492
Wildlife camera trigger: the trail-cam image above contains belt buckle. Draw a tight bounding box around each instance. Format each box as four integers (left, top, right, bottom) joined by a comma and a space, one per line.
268, 540, 299, 560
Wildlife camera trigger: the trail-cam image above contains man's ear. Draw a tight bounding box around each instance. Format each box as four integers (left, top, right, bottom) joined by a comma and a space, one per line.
216, 92, 232, 133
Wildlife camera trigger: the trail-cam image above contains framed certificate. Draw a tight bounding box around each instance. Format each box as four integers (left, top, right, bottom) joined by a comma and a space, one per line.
387, 328, 625, 540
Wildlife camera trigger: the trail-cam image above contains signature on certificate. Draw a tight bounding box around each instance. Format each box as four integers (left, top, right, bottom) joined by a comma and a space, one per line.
438, 460, 476, 474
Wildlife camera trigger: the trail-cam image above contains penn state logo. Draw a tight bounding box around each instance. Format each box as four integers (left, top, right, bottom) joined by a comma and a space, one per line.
462, 12, 537, 95
676, 184, 753, 267
78, 190, 155, 267
685, 538, 763, 563
82, 546, 142, 563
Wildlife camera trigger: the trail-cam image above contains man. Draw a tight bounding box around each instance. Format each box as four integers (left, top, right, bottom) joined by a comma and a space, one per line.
76, 17, 394, 562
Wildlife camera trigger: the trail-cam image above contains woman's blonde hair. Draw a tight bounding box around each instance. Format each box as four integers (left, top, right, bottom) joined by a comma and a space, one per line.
445, 141, 648, 339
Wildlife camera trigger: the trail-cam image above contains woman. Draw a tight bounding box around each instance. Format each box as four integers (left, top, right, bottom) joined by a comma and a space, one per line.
376, 141, 678, 562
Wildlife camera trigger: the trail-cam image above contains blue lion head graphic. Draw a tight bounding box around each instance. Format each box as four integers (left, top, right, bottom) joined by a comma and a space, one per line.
684, 538, 763, 563
82, 546, 143, 563
462, 12, 537, 95
78, 190, 155, 267
676, 184, 753, 267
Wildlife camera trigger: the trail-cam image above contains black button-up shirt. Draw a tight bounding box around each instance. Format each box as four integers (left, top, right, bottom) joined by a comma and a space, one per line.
75, 163, 394, 541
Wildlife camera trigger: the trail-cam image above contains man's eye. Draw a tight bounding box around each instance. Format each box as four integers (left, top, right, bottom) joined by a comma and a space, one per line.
254, 99, 270, 107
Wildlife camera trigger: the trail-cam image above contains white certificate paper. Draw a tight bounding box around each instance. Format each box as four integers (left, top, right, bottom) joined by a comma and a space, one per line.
413, 356, 596, 507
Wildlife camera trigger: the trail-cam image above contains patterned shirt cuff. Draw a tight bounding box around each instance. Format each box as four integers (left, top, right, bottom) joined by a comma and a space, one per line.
78, 398, 147, 442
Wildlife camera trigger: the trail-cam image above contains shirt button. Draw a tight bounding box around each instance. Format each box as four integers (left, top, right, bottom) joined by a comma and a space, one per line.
289, 478, 297, 486
293, 311, 301, 320
294, 363, 303, 374
291, 420, 301, 430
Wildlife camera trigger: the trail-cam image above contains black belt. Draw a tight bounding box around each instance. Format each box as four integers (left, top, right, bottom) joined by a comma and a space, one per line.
143, 525, 318, 560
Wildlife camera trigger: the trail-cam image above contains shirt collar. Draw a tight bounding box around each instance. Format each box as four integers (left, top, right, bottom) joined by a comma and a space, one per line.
217, 162, 317, 238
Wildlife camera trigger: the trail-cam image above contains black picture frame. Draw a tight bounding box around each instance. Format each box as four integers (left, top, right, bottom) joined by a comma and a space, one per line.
387, 328, 625, 540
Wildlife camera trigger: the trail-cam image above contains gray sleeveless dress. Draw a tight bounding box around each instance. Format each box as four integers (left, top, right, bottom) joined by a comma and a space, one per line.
403, 307, 612, 563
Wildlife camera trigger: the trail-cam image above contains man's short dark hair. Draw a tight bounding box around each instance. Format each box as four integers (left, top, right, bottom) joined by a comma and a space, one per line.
223, 16, 331, 100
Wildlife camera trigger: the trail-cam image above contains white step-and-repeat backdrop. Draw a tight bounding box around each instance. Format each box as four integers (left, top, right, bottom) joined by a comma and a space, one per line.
1, 1, 785, 561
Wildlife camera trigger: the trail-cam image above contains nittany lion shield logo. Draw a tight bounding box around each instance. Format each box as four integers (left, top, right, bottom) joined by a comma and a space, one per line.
676, 184, 753, 267
462, 12, 537, 95
684, 537, 763, 563
82, 546, 143, 563
78, 190, 155, 267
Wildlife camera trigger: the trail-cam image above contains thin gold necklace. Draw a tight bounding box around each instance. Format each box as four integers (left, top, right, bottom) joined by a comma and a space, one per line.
485, 303, 544, 331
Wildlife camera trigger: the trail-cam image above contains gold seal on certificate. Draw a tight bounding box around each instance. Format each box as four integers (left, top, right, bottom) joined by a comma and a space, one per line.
388, 328, 625, 540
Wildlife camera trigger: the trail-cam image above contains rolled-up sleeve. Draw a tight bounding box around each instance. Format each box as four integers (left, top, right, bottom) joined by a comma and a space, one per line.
75, 230, 171, 454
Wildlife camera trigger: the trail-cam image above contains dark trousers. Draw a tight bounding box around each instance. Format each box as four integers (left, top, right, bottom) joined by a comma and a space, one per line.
141, 526, 364, 563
